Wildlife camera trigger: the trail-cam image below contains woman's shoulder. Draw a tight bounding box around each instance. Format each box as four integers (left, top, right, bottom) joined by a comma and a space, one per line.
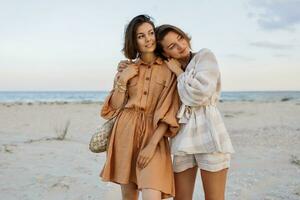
191, 48, 219, 71
156, 57, 173, 73
193, 48, 216, 62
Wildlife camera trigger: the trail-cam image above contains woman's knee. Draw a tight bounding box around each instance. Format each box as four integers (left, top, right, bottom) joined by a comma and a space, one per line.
174, 193, 193, 200
204, 193, 224, 200
121, 183, 138, 200
121, 191, 138, 200
142, 188, 161, 200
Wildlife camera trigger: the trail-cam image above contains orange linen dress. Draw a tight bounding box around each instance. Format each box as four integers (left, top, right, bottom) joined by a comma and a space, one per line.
100, 57, 180, 198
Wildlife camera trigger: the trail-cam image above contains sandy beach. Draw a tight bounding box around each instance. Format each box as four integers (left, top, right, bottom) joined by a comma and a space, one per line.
1, 101, 300, 200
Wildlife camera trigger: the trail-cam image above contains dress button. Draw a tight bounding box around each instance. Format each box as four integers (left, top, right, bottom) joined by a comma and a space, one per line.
146, 77, 150, 81
143, 91, 147, 95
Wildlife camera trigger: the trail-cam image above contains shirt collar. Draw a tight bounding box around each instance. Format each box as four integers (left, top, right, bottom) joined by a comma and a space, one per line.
135, 56, 163, 66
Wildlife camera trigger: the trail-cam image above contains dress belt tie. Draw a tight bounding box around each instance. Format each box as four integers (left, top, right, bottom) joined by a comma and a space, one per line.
124, 107, 153, 149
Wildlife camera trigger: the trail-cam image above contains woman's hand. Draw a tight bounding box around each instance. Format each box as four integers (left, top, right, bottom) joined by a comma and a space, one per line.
117, 60, 130, 72
137, 143, 157, 169
118, 63, 139, 83
137, 123, 167, 169
164, 58, 184, 77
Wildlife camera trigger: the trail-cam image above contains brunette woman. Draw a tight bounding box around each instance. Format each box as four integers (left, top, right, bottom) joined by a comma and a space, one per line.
100, 16, 180, 200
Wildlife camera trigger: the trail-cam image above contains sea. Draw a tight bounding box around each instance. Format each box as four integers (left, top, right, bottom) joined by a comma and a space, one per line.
0, 91, 300, 103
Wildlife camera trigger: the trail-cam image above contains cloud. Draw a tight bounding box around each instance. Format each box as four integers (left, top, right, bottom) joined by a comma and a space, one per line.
250, 41, 297, 49
248, 0, 300, 31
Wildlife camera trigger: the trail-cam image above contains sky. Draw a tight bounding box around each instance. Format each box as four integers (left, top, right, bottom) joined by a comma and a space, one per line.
0, 0, 299, 91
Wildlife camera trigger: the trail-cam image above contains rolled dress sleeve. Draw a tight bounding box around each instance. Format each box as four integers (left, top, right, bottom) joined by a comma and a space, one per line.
153, 73, 180, 137
101, 72, 128, 120
177, 49, 220, 106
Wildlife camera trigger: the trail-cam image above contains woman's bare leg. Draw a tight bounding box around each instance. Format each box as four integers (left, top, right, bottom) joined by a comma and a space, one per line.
200, 168, 228, 200
142, 188, 161, 200
121, 182, 139, 200
174, 166, 198, 200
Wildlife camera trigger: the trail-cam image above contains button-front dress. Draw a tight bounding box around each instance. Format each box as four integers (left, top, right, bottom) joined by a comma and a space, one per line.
100, 57, 180, 198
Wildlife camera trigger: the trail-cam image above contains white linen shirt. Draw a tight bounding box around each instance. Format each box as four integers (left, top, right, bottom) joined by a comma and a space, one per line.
171, 48, 235, 156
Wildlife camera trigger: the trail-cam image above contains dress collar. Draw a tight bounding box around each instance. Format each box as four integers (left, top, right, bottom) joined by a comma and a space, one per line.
135, 56, 163, 66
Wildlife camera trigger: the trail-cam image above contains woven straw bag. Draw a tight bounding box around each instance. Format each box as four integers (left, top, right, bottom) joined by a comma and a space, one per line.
89, 118, 116, 153
90, 84, 128, 153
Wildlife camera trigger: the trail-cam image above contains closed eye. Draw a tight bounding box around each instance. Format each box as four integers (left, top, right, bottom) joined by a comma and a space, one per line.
168, 44, 175, 50
178, 35, 183, 41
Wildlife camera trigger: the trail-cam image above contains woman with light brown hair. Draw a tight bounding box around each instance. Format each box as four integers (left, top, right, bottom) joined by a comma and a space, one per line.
155, 24, 235, 200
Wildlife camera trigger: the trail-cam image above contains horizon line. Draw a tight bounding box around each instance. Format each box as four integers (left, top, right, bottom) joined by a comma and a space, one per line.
0, 90, 300, 93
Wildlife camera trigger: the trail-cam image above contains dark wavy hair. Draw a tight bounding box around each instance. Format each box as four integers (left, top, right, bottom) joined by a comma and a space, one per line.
155, 24, 191, 60
122, 15, 155, 59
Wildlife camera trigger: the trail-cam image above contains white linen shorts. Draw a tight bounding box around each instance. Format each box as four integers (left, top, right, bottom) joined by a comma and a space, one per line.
173, 153, 231, 173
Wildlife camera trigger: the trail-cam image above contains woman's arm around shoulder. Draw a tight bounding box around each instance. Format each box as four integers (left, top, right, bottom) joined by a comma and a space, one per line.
177, 48, 220, 106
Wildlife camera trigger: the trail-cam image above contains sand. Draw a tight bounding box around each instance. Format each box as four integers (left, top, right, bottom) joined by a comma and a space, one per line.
1, 101, 300, 200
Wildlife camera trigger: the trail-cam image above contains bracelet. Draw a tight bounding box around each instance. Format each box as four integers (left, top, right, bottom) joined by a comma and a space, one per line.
116, 80, 126, 87
114, 87, 126, 93
118, 85, 127, 92
114, 84, 127, 93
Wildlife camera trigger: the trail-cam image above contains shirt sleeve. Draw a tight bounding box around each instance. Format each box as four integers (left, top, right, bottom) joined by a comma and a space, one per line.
177, 49, 220, 106
100, 72, 128, 120
153, 73, 180, 138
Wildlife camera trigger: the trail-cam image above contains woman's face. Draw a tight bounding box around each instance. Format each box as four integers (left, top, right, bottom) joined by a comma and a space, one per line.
160, 31, 190, 59
136, 22, 156, 54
